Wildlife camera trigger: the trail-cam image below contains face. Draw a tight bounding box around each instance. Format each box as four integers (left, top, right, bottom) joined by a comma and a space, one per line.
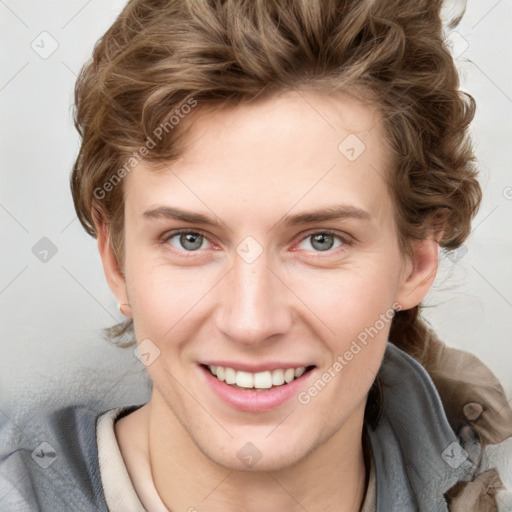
103, 90, 435, 471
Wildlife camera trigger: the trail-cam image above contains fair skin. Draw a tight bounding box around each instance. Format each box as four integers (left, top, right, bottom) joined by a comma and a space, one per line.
97, 90, 439, 511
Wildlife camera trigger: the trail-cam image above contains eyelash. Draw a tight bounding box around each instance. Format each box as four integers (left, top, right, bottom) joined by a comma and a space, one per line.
160, 228, 353, 255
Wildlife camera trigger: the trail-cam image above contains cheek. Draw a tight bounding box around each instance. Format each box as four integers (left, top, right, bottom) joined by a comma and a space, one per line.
292, 256, 401, 338
124, 251, 216, 345
296, 269, 396, 413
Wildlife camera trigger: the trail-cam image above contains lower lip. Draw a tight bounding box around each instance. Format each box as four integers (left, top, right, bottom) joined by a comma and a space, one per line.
200, 365, 315, 412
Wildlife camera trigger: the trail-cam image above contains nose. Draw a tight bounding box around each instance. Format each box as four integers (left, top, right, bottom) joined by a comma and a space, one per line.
214, 250, 292, 346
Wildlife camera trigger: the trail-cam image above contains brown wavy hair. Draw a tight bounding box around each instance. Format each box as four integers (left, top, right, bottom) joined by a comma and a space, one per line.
70, 0, 482, 362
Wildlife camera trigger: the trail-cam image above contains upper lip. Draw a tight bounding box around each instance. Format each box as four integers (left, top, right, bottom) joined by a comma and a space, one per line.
201, 361, 316, 373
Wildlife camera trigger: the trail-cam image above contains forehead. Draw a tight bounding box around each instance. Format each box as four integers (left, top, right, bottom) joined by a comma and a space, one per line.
125, 90, 394, 230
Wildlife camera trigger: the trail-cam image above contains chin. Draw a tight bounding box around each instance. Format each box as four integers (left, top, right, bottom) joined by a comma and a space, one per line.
212, 448, 302, 473
196, 428, 316, 473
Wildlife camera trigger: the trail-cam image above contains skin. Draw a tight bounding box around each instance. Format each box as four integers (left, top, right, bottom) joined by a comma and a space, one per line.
97, 90, 440, 511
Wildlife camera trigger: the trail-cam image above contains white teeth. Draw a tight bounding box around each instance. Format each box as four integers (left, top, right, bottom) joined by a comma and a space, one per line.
207, 365, 309, 389
284, 368, 295, 383
253, 371, 272, 389
294, 367, 305, 378
272, 369, 285, 386
235, 371, 254, 388
225, 367, 236, 385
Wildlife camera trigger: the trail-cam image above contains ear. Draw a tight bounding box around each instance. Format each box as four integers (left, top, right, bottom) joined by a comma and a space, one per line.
395, 236, 440, 310
96, 220, 132, 318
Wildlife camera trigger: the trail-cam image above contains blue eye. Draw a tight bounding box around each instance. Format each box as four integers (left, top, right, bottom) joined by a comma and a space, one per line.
297, 232, 345, 252
162, 229, 350, 255
165, 230, 212, 251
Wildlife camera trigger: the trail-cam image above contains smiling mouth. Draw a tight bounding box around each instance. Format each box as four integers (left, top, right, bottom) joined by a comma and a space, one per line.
201, 364, 316, 391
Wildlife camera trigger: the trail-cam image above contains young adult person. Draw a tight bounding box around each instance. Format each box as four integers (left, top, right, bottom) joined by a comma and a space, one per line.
2, 1, 511, 511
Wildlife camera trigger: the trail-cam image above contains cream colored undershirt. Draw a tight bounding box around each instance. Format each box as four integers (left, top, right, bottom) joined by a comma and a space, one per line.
96, 407, 376, 512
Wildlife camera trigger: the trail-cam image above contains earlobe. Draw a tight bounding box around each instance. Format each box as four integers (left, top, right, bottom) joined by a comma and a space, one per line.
95, 220, 131, 318
395, 237, 440, 311
118, 302, 132, 318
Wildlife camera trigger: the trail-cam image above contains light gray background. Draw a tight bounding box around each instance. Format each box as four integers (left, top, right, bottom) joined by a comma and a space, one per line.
1, 0, 511, 423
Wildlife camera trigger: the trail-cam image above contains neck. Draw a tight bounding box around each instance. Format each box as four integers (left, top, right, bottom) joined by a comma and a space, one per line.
145, 390, 368, 512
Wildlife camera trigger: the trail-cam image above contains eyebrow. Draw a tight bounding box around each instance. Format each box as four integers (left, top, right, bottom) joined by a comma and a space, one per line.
142, 205, 373, 229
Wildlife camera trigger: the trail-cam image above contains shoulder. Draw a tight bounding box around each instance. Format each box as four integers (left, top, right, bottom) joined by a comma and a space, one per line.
426, 343, 512, 444
424, 342, 512, 510
368, 342, 512, 511
0, 403, 139, 512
